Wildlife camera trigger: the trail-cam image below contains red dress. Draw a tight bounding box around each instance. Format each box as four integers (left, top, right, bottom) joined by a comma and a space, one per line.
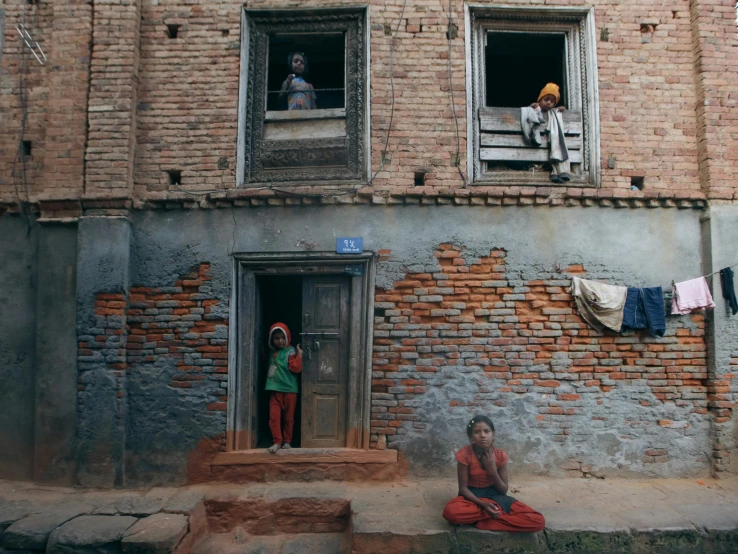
442, 445, 545, 533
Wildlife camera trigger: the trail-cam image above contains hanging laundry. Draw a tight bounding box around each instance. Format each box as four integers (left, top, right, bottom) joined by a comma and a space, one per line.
671, 277, 716, 315
720, 267, 738, 316
620, 287, 666, 338
571, 276, 628, 333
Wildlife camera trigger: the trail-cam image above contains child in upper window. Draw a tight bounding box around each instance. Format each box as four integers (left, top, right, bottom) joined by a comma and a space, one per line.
442, 415, 545, 532
524, 82, 570, 183
279, 52, 317, 110
265, 322, 303, 453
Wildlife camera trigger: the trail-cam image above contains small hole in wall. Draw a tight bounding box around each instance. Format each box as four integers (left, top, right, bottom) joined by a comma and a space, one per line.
414, 171, 427, 186
22, 141, 32, 157
221, 29, 229, 37
374, 307, 386, 318
25, 0, 39, 5
672, 11, 678, 18
166, 24, 180, 39
167, 170, 182, 186
446, 24, 458, 40
630, 176, 645, 190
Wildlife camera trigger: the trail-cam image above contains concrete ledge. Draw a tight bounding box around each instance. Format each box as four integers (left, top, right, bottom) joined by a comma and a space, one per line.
211, 448, 397, 466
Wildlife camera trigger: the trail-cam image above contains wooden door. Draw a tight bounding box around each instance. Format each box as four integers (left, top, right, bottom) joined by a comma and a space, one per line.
300, 276, 350, 448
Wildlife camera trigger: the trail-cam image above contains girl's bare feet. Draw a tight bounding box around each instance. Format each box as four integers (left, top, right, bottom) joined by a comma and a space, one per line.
281, 443, 292, 450
267, 443, 281, 454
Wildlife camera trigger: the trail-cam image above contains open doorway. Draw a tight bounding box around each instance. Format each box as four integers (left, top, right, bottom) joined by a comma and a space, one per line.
256, 275, 303, 448
229, 254, 374, 452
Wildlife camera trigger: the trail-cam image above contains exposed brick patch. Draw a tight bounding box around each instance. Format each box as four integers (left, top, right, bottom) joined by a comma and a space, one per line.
77, 292, 129, 422
710, 353, 738, 475
126, 264, 228, 407
79, 292, 129, 373
642, 448, 670, 464
79, 263, 229, 416
370, 245, 708, 449
708, 355, 738, 424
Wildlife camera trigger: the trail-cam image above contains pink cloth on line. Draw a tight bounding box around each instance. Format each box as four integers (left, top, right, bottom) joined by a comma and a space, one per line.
671, 277, 716, 315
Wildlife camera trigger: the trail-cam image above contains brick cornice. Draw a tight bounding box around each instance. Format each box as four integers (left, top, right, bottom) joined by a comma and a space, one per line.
0, 189, 713, 216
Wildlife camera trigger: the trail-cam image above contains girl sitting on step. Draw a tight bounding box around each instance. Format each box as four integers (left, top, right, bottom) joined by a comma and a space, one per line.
442, 415, 546, 532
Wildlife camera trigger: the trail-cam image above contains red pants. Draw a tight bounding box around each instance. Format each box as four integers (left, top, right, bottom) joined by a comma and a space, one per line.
269, 391, 297, 445
442, 496, 545, 533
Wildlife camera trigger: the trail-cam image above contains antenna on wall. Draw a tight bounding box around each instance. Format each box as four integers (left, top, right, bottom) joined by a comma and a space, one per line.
16, 24, 46, 65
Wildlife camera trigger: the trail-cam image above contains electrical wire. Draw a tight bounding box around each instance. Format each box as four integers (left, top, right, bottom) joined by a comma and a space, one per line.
367, 0, 407, 185
12, 2, 36, 234
447, 0, 467, 186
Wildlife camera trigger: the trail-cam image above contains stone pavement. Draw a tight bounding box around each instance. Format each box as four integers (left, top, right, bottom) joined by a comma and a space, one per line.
0, 477, 737, 553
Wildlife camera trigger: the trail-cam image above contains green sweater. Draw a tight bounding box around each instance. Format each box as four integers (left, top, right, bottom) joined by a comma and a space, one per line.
265, 346, 299, 393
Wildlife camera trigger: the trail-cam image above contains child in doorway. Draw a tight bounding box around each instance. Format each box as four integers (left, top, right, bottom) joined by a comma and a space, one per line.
527, 82, 570, 183
279, 52, 317, 110
442, 415, 545, 532
265, 322, 303, 454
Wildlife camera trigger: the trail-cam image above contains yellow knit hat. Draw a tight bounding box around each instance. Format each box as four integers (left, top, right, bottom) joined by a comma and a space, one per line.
537, 83, 560, 104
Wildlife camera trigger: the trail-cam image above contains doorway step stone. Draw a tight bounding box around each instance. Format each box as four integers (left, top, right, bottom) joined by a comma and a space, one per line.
208, 448, 404, 483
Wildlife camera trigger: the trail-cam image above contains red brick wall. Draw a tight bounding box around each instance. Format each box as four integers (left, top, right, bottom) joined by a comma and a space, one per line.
78, 264, 228, 415
127, 264, 229, 405
0, 0, 90, 201
370, 245, 709, 464
2, 0, 738, 203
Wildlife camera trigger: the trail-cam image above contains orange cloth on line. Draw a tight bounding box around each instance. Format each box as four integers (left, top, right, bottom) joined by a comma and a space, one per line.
455, 445, 509, 488
537, 82, 560, 104
442, 496, 545, 533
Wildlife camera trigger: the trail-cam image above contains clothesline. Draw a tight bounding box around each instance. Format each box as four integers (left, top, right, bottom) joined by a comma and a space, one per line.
702, 261, 738, 279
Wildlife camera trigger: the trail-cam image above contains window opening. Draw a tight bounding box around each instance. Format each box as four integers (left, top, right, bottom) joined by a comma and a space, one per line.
266, 33, 346, 111
256, 275, 303, 449
22, 140, 32, 158
485, 32, 567, 108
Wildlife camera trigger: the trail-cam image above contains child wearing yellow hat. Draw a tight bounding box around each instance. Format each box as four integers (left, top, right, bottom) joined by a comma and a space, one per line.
529, 83, 570, 183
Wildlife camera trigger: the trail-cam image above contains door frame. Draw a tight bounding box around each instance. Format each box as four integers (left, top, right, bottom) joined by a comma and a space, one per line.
227, 252, 375, 451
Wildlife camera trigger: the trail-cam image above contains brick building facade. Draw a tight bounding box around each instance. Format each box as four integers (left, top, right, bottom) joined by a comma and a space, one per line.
0, 0, 737, 487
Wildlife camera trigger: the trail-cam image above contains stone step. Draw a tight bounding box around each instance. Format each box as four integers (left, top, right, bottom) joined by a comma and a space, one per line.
208, 448, 403, 483
203, 485, 350, 535
192, 530, 349, 554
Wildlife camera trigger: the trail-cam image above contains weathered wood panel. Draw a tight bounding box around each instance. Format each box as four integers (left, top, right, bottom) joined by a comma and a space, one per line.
265, 108, 346, 121
480, 147, 583, 163
301, 276, 350, 448
264, 118, 346, 141
479, 107, 582, 135
480, 133, 582, 149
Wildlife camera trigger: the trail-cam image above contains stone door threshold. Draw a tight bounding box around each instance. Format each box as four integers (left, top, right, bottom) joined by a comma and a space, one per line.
211, 447, 398, 466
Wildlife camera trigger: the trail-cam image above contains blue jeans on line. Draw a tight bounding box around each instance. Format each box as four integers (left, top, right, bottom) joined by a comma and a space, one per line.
621, 287, 665, 338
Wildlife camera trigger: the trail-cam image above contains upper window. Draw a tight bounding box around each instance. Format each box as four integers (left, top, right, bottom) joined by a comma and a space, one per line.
237, 8, 368, 186
266, 34, 346, 112
468, 7, 600, 187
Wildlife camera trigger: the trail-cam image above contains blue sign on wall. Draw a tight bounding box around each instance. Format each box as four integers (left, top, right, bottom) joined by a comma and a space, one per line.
336, 237, 363, 254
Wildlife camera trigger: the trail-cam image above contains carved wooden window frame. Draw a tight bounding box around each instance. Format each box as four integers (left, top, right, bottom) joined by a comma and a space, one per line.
237, 8, 369, 186
465, 5, 601, 187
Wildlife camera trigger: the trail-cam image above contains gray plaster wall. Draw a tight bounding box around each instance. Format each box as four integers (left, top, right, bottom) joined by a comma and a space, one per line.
129, 205, 710, 482
705, 204, 738, 475
33, 223, 78, 484
76, 217, 132, 487
0, 217, 37, 480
